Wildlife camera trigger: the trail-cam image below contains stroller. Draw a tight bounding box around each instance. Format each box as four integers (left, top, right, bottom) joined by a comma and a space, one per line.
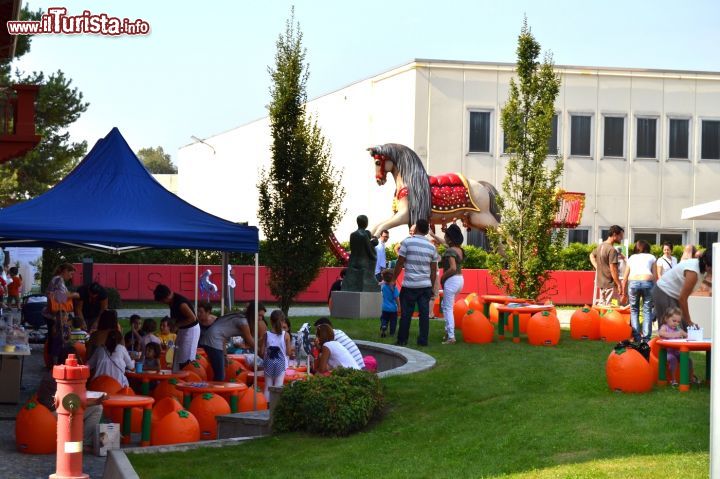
21, 294, 49, 343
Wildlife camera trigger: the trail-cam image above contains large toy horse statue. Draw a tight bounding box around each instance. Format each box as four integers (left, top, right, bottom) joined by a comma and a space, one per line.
367, 143, 501, 238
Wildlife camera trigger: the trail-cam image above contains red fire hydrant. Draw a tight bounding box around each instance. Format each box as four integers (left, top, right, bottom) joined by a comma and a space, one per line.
50, 353, 90, 479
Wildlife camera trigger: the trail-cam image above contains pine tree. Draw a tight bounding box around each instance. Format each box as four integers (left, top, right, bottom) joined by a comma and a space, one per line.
258, 10, 345, 315
487, 20, 564, 300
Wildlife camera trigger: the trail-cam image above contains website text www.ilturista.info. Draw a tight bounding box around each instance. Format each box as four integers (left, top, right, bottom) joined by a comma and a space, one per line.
7, 7, 150, 36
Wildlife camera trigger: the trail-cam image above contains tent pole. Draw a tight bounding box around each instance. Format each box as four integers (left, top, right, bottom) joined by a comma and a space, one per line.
254, 252, 259, 411
194, 250, 199, 314
221, 252, 228, 315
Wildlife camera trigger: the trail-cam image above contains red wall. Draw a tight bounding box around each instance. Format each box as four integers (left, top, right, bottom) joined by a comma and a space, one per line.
73, 264, 596, 305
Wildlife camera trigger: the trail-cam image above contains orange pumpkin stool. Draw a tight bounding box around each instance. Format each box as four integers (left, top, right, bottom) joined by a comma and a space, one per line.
189, 392, 231, 440
570, 307, 601, 340
152, 396, 183, 427
151, 409, 200, 446
195, 354, 213, 381
15, 401, 57, 454
183, 360, 207, 381
606, 346, 654, 393
600, 310, 632, 342
238, 388, 268, 412
527, 311, 561, 346
152, 378, 184, 403
461, 309, 494, 344
453, 299, 469, 330
88, 375, 123, 395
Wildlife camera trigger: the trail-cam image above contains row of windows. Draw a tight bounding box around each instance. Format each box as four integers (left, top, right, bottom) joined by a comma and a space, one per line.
567, 229, 718, 250
469, 110, 720, 161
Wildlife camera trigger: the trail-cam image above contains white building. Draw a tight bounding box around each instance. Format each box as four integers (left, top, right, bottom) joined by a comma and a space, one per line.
177, 59, 720, 248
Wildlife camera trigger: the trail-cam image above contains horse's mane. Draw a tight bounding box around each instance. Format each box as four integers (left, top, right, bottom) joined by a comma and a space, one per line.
377, 143, 430, 227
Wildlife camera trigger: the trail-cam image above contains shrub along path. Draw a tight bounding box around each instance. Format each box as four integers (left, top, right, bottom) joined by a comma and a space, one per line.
130, 318, 709, 479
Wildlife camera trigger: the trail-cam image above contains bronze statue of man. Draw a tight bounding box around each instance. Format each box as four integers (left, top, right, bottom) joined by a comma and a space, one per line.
342, 215, 380, 292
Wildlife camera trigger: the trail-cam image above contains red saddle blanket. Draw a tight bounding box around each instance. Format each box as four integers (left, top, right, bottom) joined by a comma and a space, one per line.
395, 173, 478, 212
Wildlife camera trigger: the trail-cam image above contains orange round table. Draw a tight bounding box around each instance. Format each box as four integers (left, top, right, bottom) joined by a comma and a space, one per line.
479, 295, 531, 318
176, 381, 248, 412
656, 339, 711, 392
496, 304, 555, 343
103, 394, 155, 446
126, 369, 190, 396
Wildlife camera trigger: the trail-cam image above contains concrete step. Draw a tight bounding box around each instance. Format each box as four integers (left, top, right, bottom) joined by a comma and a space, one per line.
216, 410, 271, 439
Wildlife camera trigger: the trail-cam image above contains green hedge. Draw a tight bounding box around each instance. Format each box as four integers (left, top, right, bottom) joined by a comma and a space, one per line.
272, 368, 384, 436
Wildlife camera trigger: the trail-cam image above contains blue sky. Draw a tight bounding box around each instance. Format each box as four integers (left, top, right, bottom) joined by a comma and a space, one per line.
13, 0, 720, 160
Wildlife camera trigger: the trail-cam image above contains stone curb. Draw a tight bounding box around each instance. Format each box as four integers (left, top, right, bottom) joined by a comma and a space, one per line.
355, 340, 436, 378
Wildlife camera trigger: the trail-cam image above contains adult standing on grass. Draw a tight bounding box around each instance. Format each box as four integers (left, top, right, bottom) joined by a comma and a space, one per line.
621, 240, 656, 341
656, 242, 677, 279
439, 224, 465, 345
393, 218, 440, 346
589, 225, 625, 305
652, 249, 712, 330
153, 284, 199, 371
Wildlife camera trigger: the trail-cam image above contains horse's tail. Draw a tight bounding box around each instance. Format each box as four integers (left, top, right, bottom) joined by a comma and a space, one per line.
480, 181, 501, 223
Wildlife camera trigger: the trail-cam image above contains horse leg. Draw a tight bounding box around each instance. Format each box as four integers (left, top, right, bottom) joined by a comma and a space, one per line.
370, 207, 410, 238
468, 211, 500, 231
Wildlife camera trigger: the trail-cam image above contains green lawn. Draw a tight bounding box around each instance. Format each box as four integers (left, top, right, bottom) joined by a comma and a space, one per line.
130, 318, 710, 479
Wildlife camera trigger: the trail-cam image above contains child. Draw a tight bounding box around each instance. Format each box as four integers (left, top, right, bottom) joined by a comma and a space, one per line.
140, 318, 161, 350
6, 267, 22, 308
158, 316, 177, 349
124, 314, 143, 356
69, 316, 89, 344
260, 310, 294, 400
380, 269, 400, 338
658, 306, 689, 386
143, 342, 161, 371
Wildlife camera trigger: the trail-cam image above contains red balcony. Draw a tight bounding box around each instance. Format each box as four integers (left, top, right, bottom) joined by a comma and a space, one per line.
0, 84, 41, 163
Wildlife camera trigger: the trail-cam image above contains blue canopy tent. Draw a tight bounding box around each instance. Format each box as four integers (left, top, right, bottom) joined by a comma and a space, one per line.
0, 127, 258, 253
0, 128, 263, 394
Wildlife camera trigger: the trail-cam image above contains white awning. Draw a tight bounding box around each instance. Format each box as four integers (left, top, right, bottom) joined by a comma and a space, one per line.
681, 200, 720, 221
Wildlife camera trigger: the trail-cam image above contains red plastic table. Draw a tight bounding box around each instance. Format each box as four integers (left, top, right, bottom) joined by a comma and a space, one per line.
176, 381, 248, 412
656, 339, 711, 392
495, 303, 555, 343
479, 295, 531, 319
126, 369, 190, 395
103, 394, 155, 446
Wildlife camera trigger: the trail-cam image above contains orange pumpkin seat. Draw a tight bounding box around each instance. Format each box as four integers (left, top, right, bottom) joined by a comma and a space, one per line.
16, 401, 57, 454
152, 396, 183, 427
606, 346, 654, 393
195, 354, 213, 381
88, 375, 123, 395
453, 299, 469, 330
183, 361, 207, 381
570, 307, 601, 340
600, 310, 632, 342
189, 393, 230, 440
238, 388, 268, 412
151, 409, 200, 445
527, 311, 561, 346
152, 378, 183, 403
462, 309, 494, 344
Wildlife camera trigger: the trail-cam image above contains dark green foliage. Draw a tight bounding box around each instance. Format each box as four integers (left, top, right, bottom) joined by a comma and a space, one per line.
273, 368, 384, 436
487, 20, 563, 300
258, 10, 345, 315
559, 243, 595, 271
105, 287, 122, 309
136, 146, 177, 174
0, 6, 88, 207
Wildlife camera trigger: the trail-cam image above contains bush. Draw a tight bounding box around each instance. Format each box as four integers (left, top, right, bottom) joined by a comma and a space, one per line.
559, 243, 596, 271
272, 368, 384, 436
105, 287, 122, 309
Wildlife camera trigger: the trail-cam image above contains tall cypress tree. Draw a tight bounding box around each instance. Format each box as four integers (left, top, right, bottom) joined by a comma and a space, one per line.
258, 10, 345, 315
487, 20, 564, 300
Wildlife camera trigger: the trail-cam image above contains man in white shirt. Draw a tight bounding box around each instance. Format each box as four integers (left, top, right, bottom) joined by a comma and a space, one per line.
374, 230, 389, 281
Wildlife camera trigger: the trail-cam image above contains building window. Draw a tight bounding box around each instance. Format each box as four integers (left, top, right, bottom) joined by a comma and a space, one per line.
567, 228, 589, 244
699, 231, 719, 250
668, 118, 690, 159
636, 117, 657, 159
633, 231, 685, 246
469, 110, 491, 153
701, 119, 720, 160
570, 114, 591, 157
548, 114, 559, 155
603, 116, 625, 158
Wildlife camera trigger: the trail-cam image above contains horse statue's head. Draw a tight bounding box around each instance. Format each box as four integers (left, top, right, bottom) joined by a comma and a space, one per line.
367, 143, 431, 227
367, 145, 395, 186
